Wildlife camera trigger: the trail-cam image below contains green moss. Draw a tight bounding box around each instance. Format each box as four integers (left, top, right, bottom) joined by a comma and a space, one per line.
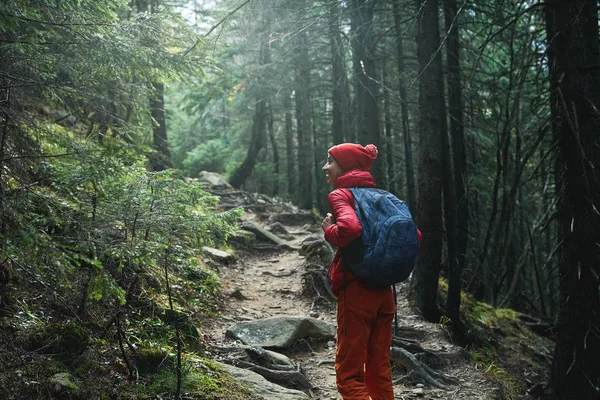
50, 372, 80, 390
144, 358, 258, 400
437, 278, 552, 400
136, 346, 170, 375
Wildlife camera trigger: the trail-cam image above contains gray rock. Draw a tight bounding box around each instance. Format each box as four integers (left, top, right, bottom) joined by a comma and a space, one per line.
215, 362, 309, 400
202, 247, 235, 264
264, 349, 295, 366
197, 171, 232, 189
246, 347, 295, 366
226, 316, 335, 348
50, 373, 79, 391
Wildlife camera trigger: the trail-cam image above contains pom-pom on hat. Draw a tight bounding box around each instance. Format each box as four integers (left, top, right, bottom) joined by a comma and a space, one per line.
328, 143, 378, 171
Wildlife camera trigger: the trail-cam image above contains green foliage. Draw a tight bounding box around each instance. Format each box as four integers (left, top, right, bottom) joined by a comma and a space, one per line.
182, 139, 234, 176
149, 360, 220, 398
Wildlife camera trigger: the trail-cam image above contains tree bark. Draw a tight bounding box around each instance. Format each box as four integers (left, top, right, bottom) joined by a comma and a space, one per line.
546, 1, 600, 398
267, 100, 279, 196
392, 0, 416, 211
283, 93, 297, 199
294, 0, 313, 209
328, 2, 350, 146
149, 82, 173, 171
443, 0, 467, 325
350, 0, 383, 183
382, 57, 396, 195
411, 0, 444, 321
230, 42, 269, 189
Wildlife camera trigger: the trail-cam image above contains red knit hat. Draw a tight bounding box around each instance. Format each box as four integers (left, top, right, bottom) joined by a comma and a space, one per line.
328, 143, 378, 171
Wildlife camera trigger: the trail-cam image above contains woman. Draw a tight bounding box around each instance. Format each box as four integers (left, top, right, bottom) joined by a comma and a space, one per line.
321, 143, 395, 400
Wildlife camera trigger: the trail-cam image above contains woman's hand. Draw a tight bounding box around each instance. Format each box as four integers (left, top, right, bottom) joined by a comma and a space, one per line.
322, 213, 335, 231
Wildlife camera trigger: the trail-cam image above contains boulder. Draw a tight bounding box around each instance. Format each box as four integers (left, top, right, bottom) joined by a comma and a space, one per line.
226, 316, 335, 348
201, 247, 235, 264
215, 362, 309, 400
197, 171, 232, 190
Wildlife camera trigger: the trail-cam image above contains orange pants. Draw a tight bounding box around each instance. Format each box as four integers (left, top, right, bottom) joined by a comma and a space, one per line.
335, 280, 396, 400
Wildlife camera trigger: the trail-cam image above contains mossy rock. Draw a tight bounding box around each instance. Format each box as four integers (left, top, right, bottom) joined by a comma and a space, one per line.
136, 346, 171, 375
50, 372, 79, 391
28, 322, 90, 359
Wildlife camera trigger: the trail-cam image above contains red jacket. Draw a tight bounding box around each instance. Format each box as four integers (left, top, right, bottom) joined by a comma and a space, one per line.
323, 170, 422, 296
324, 170, 376, 296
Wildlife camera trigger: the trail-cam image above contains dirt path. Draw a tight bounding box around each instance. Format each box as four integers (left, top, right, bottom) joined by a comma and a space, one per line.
203, 212, 500, 400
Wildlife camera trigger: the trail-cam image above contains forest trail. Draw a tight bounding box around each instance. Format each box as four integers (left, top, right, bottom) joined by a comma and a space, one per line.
201, 197, 502, 400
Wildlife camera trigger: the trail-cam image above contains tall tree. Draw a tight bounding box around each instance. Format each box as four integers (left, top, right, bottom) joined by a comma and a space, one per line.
350, 0, 383, 183
392, 0, 416, 211
411, 0, 444, 321
546, 1, 600, 398
229, 41, 269, 188
149, 1, 172, 171
443, 0, 466, 332
294, 0, 314, 209
283, 92, 297, 199
150, 82, 173, 171
328, 1, 351, 146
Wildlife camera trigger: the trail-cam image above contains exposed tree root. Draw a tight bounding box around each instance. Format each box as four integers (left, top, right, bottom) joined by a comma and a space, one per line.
301, 263, 334, 303
231, 359, 313, 389
390, 347, 459, 390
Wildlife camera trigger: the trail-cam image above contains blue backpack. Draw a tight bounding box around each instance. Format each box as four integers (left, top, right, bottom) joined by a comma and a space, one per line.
339, 188, 419, 287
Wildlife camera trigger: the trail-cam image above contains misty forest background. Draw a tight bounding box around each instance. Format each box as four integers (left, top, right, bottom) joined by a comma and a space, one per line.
1, 0, 599, 399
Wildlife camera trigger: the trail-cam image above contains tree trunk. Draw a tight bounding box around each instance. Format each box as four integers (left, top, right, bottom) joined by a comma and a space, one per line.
546, 1, 600, 398
312, 99, 328, 214
150, 82, 173, 171
294, 1, 313, 209
230, 42, 269, 189
229, 96, 267, 188
443, 0, 467, 324
328, 2, 350, 146
283, 93, 296, 199
382, 57, 396, 195
411, 0, 444, 321
440, 82, 460, 332
392, 0, 416, 211
267, 100, 279, 196
350, 0, 383, 183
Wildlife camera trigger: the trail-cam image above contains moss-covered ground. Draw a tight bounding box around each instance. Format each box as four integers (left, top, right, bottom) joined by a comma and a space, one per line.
437, 279, 553, 399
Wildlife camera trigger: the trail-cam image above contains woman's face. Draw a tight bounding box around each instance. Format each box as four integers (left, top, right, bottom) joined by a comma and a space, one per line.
322, 153, 344, 185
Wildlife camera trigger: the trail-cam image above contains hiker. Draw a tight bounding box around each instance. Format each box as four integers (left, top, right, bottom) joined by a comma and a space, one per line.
321, 143, 420, 400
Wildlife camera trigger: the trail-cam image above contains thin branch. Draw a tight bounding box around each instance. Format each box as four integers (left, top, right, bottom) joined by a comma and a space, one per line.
182, 0, 253, 57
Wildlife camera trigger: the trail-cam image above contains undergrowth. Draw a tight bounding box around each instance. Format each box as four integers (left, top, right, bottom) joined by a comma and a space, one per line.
0, 119, 248, 399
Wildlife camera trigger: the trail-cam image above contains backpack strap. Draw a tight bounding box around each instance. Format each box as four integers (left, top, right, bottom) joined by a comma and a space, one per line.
393, 284, 398, 336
